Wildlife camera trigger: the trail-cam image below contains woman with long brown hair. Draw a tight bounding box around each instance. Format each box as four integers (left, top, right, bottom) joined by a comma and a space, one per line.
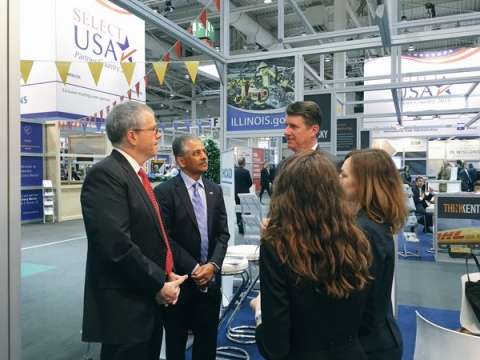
340, 148, 408, 360
250, 150, 373, 360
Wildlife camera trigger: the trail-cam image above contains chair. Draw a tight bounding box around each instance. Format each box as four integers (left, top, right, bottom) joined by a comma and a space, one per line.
217, 255, 251, 360
238, 193, 263, 220
241, 214, 261, 245
398, 231, 421, 258
414, 311, 480, 360
223, 245, 260, 344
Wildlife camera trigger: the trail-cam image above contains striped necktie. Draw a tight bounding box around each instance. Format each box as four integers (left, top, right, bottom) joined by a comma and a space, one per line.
138, 168, 174, 273
192, 182, 209, 264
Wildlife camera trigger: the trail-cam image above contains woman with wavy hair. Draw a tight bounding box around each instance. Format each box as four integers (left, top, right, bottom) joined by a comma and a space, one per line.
250, 150, 373, 360
340, 148, 408, 360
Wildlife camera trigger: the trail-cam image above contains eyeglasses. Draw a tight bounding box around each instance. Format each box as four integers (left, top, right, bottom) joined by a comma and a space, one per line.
133, 126, 159, 134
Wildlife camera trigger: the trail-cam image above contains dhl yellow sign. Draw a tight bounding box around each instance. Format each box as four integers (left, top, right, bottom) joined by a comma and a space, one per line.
437, 228, 480, 245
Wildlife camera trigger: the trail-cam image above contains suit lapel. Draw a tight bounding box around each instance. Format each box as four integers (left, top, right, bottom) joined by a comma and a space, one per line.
173, 176, 199, 231
204, 180, 214, 235
111, 150, 163, 238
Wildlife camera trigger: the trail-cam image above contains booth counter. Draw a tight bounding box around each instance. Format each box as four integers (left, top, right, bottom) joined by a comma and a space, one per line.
434, 193, 480, 263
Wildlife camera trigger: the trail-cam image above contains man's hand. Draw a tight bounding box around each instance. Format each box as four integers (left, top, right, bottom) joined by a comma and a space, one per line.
191, 264, 215, 287
155, 274, 188, 306
250, 292, 261, 313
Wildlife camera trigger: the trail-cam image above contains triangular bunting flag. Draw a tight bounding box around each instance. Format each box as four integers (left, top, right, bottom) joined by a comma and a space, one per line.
199, 9, 207, 29
100, 109, 104, 120
187, 25, 193, 34
82, 118, 87, 131
96, 119, 102, 131
94, 113, 97, 123
214, 0, 220, 11
152, 62, 168, 86
88, 62, 104, 86
184, 61, 200, 83
174, 41, 181, 58
144, 74, 149, 90
55, 61, 72, 85
113, 101, 117, 107
106, 105, 110, 115
135, 82, 140, 97
88, 116, 92, 127
120, 62, 136, 85
67, 121, 72, 130
163, 53, 170, 70
20, 60, 34, 84
120, 95, 124, 102
128, 90, 132, 100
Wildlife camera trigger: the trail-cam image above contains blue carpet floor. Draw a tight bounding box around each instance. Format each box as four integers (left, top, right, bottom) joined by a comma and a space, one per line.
398, 230, 436, 262
185, 298, 460, 360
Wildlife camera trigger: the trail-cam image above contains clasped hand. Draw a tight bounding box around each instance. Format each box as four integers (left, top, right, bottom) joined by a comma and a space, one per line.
191, 263, 215, 287
155, 272, 188, 306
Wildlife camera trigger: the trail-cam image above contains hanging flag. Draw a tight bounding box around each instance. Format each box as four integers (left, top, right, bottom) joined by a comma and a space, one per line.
20, 60, 34, 84
152, 62, 168, 85
160, 123, 166, 133
174, 41, 181, 58
88, 62, 104, 86
100, 109, 104, 121
184, 61, 200, 83
96, 119, 102, 131
67, 121, 72, 130
113, 101, 117, 107
187, 25, 193, 34
88, 116, 92, 127
55, 61, 72, 85
120, 95, 124, 102
135, 82, 140, 97
106, 105, 111, 115
144, 74, 149, 90
214, 0, 220, 11
120, 62, 136, 85
163, 53, 170, 70
197, 120, 203, 132
82, 118, 87, 131
173, 122, 178, 131
128, 89, 132, 100
185, 121, 191, 131
199, 8, 207, 29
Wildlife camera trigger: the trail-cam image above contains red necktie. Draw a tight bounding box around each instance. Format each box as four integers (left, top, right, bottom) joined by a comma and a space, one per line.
138, 168, 174, 274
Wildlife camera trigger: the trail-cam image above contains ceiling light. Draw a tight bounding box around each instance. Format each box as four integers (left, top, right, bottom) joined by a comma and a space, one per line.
408, 44, 415, 52
302, 31, 306, 36
325, 55, 331, 62
165, 1, 175, 13
264, 0, 272, 3
401, 15, 407, 22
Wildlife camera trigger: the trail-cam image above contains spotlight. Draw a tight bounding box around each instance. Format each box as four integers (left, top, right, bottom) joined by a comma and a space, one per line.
408, 44, 415, 52
264, 0, 272, 3
302, 31, 306, 36
325, 55, 331, 62
401, 15, 407, 22
165, 1, 175, 13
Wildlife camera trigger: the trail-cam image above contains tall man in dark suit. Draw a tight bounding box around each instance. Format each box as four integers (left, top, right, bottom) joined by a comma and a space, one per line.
234, 156, 253, 234
154, 134, 230, 360
81, 101, 193, 360
262, 101, 342, 228
278, 100, 341, 172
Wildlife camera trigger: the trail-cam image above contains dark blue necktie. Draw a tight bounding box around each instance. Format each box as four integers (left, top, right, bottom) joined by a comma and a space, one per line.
192, 182, 209, 263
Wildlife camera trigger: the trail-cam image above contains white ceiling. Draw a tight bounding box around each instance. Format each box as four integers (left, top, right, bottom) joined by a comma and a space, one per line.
112, 0, 480, 124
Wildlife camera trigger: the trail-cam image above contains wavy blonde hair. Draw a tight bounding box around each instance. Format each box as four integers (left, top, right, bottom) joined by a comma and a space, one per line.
263, 150, 372, 299
344, 148, 409, 235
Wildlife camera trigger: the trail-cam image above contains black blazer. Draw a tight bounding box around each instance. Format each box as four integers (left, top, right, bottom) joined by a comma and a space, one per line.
154, 174, 230, 288
357, 215, 403, 360
277, 146, 342, 174
256, 242, 371, 360
81, 150, 197, 344
260, 167, 270, 187
234, 166, 253, 203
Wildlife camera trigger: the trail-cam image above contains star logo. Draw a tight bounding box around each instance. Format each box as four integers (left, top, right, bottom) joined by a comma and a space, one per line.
117, 36, 137, 62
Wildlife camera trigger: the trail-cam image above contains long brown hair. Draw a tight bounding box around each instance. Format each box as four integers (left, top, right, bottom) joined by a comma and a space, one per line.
263, 150, 372, 299
344, 148, 409, 234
